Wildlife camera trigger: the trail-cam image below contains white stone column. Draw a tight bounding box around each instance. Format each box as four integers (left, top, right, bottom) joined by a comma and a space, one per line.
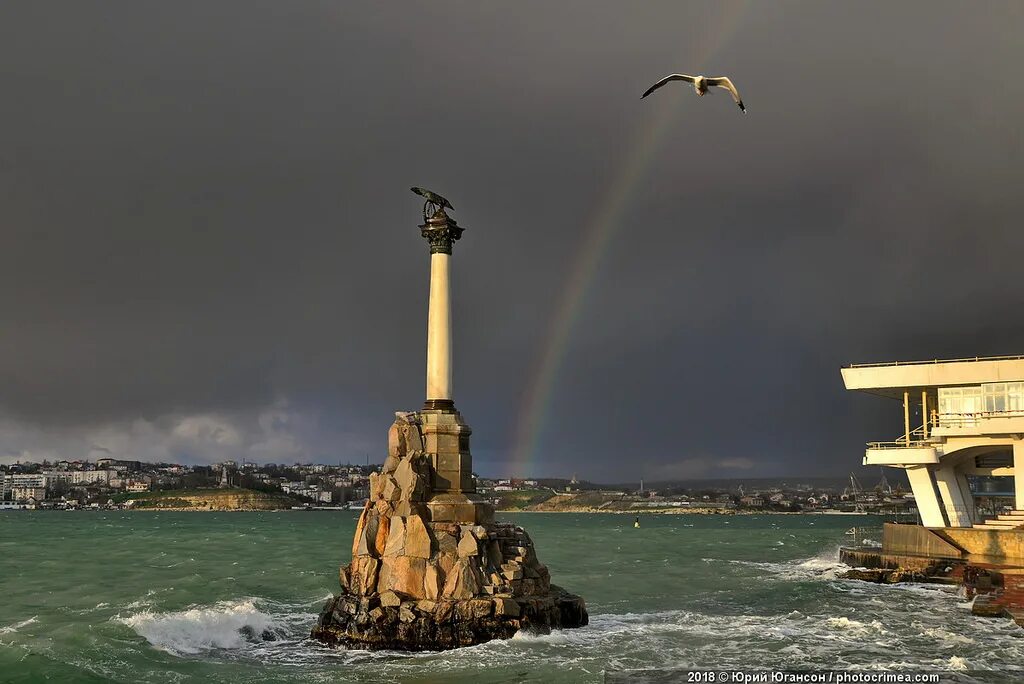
426, 252, 452, 402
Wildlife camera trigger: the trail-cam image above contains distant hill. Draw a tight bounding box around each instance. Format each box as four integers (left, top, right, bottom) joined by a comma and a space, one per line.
115, 488, 301, 511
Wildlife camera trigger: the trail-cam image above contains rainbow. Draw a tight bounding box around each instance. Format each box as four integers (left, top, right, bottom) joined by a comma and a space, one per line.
509, 3, 751, 476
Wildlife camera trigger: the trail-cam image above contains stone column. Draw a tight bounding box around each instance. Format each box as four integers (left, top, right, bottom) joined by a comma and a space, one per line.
420, 210, 462, 412
418, 209, 489, 523
426, 252, 453, 403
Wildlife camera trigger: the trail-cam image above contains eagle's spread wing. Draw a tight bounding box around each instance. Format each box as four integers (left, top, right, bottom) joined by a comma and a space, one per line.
411, 187, 454, 210
706, 77, 746, 112
641, 74, 696, 99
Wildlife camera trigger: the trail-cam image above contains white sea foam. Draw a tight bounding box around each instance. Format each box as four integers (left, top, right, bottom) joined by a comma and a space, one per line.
947, 656, 970, 671
0, 617, 37, 634
825, 617, 887, 635
922, 626, 974, 646
116, 598, 288, 655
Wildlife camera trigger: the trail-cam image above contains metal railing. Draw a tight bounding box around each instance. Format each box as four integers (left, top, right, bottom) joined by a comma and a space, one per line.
847, 354, 1024, 369
866, 425, 931, 450
937, 410, 1024, 426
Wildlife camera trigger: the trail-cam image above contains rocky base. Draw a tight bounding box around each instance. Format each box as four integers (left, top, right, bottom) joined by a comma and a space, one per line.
311, 411, 588, 650
311, 585, 588, 651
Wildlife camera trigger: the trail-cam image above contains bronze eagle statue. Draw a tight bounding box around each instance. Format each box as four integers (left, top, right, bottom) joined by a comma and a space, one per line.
411, 187, 454, 220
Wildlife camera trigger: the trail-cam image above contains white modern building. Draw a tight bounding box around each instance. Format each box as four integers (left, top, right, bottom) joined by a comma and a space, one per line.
43, 469, 115, 486
2, 473, 48, 499
843, 355, 1024, 528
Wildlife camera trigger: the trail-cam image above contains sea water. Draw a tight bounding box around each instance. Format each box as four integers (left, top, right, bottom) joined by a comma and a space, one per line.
0, 511, 1020, 683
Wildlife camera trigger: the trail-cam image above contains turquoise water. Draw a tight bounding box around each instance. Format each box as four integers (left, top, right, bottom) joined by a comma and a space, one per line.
1, 511, 1020, 682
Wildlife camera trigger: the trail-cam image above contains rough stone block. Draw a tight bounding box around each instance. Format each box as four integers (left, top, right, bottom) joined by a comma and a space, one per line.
442, 558, 480, 599
458, 533, 479, 557
424, 562, 443, 600
437, 551, 456, 576
402, 423, 424, 454
380, 590, 401, 607
352, 507, 369, 557
486, 540, 503, 570
373, 514, 390, 557
382, 556, 427, 598
502, 569, 523, 581
351, 556, 379, 595
404, 515, 433, 559
394, 459, 418, 495
384, 517, 407, 557
433, 600, 455, 623
388, 421, 403, 460
435, 530, 459, 555
468, 599, 493, 619
339, 564, 351, 592
382, 476, 401, 502
493, 597, 520, 617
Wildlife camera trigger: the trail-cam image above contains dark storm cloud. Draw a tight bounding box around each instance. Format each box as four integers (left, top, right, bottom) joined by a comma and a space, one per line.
0, 2, 1022, 477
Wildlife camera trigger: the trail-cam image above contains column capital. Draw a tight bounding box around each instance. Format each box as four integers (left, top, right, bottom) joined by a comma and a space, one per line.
420, 209, 464, 255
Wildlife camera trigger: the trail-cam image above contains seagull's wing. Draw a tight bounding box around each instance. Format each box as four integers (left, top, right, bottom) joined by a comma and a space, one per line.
706, 77, 745, 112
641, 74, 696, 99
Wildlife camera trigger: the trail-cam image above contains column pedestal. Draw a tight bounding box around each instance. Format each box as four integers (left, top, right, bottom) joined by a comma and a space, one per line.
419, 407, 493, 525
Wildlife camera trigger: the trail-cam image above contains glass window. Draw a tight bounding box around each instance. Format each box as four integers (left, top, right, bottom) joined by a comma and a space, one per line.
1008, 382, 1024, 413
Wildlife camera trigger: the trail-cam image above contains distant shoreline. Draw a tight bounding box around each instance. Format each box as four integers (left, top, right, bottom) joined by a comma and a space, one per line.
498, 508, 883, 515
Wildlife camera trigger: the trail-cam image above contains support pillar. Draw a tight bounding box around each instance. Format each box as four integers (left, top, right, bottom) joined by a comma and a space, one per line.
904, 390, 911, 445
921, 390, 928, 439
1014, 441, 1024, 512
934, 464, 971, 527
906, 466, 946, 528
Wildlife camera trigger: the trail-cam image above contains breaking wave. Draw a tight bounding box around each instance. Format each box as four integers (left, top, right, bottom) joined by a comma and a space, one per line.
0, 617, 37, 634
116, 598, 297, 656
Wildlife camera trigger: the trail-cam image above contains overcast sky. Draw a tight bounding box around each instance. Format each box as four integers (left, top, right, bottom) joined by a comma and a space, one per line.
1, 2, 1022, 481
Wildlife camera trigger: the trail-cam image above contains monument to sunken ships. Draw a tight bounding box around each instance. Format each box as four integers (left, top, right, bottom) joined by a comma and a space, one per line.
312, 189, 588, 650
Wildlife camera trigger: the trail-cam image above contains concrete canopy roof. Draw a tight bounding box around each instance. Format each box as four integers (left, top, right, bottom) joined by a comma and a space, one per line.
841, 356, 1024, 400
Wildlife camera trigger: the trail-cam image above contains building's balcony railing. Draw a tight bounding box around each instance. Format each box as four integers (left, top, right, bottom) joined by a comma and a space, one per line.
848, 354, 1024, 369
866, 425, 930, 450
937, 410, 1024, 427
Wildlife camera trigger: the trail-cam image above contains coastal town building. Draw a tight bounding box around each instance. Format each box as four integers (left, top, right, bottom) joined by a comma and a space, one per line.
843, 354, 1024, 528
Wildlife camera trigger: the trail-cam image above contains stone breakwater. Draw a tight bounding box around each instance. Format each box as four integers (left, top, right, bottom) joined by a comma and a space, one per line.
311, 412, 587, 650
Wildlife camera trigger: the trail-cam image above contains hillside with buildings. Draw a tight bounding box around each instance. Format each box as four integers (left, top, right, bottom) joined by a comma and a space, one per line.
0, 458, 373, 510
116, 488, 301, 511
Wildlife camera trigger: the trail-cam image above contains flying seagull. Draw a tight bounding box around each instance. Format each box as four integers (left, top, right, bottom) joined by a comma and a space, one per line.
641, 74, 746, 112
410, 187, 454, 211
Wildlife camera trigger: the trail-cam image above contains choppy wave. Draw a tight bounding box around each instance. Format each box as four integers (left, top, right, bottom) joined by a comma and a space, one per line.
116, 598, 298, 655
0, 617, 37, 634
12, 513, 1024, 682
